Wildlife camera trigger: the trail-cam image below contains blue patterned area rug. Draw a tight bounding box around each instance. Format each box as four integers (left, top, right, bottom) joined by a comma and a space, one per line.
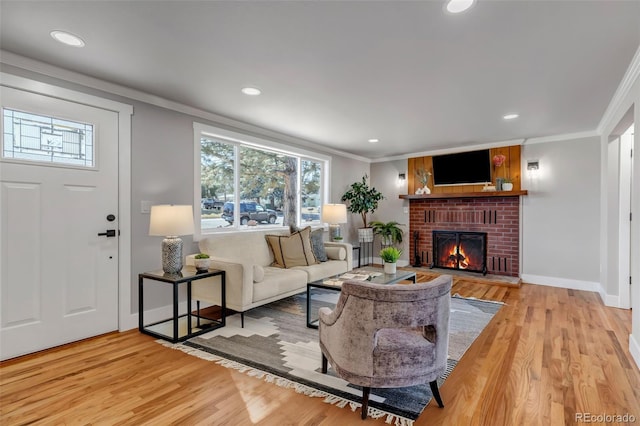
161, 292, 502, 425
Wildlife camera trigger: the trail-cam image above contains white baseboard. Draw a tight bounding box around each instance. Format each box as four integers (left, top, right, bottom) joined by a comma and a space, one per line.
630, 334, 640, 370
520, 274, 627, 308
605, 294, 620, 307
521, 273, 601, 292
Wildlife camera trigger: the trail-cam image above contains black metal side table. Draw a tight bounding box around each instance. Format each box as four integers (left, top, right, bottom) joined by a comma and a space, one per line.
139, 267, 226, 343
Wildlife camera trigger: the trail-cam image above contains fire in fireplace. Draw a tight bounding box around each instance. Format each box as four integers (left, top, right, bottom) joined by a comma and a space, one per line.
432, 231, 487, 275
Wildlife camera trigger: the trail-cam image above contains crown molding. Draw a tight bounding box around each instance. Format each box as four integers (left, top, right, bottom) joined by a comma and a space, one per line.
524, 130, 599, 145
0, 50, 371, 164
597, 44, 640, 134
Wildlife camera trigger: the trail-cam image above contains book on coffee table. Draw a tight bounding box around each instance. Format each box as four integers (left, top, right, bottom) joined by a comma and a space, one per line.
340, 273, 370, 281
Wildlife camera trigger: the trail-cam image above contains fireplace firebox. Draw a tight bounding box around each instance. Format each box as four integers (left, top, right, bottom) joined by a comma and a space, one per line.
432, 231, 487, 275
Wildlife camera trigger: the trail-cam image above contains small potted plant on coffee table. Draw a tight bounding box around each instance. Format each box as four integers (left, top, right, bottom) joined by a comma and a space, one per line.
380, 247, 402, 274
194, 253, 210, 271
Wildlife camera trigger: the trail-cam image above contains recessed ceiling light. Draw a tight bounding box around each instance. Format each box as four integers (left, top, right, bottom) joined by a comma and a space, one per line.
446, 0, 476, 14
368, 138, 379, 143
241, 87, 261, 96
50, 30, 85, 47
503, 113, 519, 120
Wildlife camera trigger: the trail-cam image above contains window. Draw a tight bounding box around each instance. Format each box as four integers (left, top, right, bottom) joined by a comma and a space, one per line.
195, 123, 329, 236
2, 108, 94, 167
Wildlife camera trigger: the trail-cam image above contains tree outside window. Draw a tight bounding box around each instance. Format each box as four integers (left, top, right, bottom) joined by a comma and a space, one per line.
198, 134, 325, 233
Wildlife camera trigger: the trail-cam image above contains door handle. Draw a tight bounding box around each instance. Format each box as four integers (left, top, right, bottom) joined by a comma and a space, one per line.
98, 229, 117, 237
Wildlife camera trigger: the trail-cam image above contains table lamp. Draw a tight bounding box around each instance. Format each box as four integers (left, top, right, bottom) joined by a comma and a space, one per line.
149, 204, 194, 274
321, 203, 347, 241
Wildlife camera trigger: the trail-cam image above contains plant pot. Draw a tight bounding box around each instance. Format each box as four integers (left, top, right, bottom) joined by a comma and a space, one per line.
358, 227, 374, 243
383, 262, 397, 274
194, 258, 210, 271
502, 182, 513, 191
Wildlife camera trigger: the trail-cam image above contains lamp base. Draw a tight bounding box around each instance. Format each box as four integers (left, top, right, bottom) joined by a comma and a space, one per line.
329, 224, 342, 241
162, 236, 183, 274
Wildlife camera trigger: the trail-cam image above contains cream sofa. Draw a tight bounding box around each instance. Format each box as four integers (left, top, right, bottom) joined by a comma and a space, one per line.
186, 228, 352, 326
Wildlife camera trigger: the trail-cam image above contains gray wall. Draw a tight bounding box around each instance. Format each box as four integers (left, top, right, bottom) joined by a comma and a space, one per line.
520, 137, 601, 284
370, 160, 410, 263
330, 156, 371, 243
131, 103, 198, 310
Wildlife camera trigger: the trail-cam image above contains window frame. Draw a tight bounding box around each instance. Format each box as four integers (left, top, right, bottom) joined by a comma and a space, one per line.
2, 107, 97, 170
193, 122, 331, 240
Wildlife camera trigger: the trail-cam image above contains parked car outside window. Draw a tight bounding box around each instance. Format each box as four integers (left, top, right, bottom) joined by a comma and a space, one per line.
222, 201, 278, 225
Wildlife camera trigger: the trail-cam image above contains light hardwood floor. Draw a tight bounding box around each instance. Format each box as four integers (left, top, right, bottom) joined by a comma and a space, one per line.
2, 272, 639, 425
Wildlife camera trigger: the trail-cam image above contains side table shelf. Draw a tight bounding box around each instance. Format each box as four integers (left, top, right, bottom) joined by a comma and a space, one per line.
139, 267, 226, 343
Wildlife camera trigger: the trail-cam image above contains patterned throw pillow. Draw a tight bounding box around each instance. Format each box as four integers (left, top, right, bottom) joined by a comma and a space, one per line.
310, 228, 328, 262
289, 225, 327, 262
266, 226, 319, 268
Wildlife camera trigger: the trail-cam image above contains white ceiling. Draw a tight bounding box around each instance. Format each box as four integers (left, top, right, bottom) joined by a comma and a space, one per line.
1, 1, 639, 160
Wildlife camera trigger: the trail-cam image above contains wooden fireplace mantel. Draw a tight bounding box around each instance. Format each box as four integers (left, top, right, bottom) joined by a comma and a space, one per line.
399, 190, 528, 200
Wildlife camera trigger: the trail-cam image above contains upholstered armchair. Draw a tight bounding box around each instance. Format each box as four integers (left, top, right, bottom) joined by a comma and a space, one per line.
318, 275, 452, 419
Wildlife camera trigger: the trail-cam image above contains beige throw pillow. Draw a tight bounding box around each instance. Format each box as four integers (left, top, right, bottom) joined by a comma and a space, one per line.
266, 226, 318, 268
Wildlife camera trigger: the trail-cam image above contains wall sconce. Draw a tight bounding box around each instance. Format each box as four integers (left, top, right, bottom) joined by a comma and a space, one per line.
527, 160, 539, 171
398, 173, 406, 185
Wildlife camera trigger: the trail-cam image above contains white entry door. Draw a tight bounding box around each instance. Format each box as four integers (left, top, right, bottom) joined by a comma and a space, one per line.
0, 86, 119, 360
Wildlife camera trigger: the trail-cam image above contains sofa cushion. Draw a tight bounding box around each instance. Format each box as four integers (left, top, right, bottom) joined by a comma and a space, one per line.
266, 226, 318, 268
292, 259, 349, 282
253, 265, 265, 282
253, 267, 308, 302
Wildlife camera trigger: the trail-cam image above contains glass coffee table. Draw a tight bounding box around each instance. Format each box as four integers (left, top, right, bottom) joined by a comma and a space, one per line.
306, 269, 417, 328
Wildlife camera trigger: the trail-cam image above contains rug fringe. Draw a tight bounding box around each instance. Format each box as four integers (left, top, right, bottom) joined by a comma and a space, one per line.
158, 339, 415, 425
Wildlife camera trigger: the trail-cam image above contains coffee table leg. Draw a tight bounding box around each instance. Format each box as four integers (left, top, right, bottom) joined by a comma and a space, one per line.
306, 285, 314, 328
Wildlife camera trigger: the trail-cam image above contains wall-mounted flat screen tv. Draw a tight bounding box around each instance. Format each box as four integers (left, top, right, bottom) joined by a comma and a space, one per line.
432, 149, 491, 185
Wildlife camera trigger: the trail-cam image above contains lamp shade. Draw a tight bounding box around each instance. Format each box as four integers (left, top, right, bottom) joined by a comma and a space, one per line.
149, 205, 194, 237
321, 204, 347, 224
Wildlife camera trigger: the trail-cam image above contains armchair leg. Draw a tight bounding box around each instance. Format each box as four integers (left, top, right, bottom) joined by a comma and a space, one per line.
361, 387, 370, 420
321, 353, 327, 374
429, 380, 444, 408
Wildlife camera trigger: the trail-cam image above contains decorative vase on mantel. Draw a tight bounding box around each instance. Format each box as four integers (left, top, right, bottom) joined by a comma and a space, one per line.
415, 168, 432, 195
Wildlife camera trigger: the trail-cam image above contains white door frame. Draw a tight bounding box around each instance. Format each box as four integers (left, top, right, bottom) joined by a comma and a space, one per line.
1, 73, 134, 331
618, 131, 633, 309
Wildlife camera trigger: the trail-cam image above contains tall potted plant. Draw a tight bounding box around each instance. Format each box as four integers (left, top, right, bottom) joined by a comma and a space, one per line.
341, 174, 384, 243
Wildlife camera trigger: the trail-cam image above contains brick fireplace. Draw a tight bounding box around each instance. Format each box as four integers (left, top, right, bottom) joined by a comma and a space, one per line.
407, 195, 522, 277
